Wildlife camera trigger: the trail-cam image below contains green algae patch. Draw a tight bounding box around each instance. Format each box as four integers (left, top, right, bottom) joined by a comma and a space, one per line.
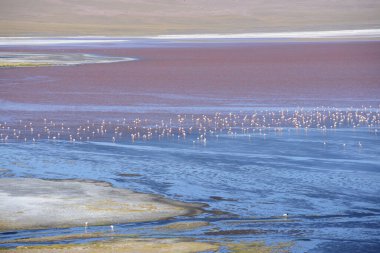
155, 221, 210, 231
2, 238, 220, 253
0, 178, 204, 231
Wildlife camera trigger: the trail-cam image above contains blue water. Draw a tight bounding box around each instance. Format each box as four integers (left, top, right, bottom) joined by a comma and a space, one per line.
1, 112, 380, 252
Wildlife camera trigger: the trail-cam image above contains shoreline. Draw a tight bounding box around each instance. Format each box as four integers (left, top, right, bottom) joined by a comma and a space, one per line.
0, 29, 380, 46
0, 236, 293, 253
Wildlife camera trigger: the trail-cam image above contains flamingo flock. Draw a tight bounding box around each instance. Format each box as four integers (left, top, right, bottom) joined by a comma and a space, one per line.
0, 107, 379, 144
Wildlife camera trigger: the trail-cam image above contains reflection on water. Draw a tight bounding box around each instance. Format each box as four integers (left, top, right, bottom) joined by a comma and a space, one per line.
0, 107, 379, 252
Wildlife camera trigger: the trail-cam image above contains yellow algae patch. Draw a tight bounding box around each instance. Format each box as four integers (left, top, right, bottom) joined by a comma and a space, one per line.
1, 238, 219, 253
0, 62, 52, 68
0, 178, 204, 231
0, 235, 295, 253
155, 221, 210, 231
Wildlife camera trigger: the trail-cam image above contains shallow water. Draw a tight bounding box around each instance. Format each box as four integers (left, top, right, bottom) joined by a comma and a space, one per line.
1, 114, 379, 252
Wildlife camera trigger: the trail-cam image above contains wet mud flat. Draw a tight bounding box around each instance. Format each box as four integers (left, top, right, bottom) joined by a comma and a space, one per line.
0, 178, 295, 252
0, 236, 293, 253
0, 178, 203, 231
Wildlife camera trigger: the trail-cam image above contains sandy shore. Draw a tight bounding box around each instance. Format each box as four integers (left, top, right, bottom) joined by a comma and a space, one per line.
1, 238, 219, 253
1, 29, 380, 47
0, 178, 204, 231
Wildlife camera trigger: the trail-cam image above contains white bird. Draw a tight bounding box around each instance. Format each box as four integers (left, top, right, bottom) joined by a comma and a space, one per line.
110, 225, 114, 232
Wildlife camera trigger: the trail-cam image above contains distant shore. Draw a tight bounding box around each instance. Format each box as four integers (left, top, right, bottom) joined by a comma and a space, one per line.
1, 0, 379, 37
1, 29, 380, 46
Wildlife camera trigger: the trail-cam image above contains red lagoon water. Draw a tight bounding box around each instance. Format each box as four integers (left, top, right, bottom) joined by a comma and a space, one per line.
1, 41, 380, 108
